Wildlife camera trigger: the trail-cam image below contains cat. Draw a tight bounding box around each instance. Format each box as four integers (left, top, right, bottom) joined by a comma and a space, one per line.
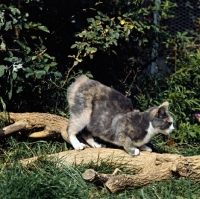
67, 75, 174, 156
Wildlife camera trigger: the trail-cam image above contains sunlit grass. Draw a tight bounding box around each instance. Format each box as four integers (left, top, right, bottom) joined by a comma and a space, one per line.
0, 134, 200, 199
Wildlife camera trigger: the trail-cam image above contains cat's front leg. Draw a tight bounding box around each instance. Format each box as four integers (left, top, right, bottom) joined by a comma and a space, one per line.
125, 147, 140, 156
139, 145, 152, 152
123, 137, 140, 156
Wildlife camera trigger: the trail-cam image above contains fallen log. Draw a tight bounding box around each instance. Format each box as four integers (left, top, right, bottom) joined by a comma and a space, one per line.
20, 148, 200, 193
0, 112, 70, 142
1, 112, 200, 192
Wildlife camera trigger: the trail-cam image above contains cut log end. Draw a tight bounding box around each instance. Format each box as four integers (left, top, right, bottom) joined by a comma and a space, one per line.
82, 169, 96, 181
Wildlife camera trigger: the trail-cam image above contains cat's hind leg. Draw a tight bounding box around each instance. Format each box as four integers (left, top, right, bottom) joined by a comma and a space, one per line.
139, 145, 152, 152
81, 131, 102, 148
67, 120, 86, 150
67, 109, 92, 150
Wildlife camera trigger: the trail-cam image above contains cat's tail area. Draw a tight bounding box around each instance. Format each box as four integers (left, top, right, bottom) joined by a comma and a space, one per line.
67, 75, 89, 93
67, 75, 89, 102
73, 75, 89, 83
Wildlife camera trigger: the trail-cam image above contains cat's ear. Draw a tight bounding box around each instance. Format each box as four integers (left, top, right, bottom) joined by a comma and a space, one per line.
152, 101, 169, 117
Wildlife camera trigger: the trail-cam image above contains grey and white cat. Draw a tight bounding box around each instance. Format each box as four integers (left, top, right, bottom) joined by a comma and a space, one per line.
67, 75, 174, 156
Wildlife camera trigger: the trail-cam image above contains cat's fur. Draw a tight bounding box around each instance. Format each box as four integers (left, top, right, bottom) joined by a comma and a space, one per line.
67, 75, 174, 156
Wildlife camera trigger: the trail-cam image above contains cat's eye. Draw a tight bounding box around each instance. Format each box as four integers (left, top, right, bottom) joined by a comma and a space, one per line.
168, 122, 172, 126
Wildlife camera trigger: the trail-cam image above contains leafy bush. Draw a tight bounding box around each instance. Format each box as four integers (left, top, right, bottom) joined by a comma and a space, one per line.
0, 3, 64, 113
165, 48, 200, 143
0, 0, 177, 112
134, 28, 200, 144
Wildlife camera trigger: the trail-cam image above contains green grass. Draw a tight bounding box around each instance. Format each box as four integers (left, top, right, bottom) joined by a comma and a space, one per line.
1, 135, 200, 199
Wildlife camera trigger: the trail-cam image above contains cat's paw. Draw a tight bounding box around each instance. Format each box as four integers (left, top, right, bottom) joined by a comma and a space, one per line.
91, 142, 102, 148
140, 145, 152, 152
69, 135, 86, 150
127, 148, 140, 156
73, 142, 86, 150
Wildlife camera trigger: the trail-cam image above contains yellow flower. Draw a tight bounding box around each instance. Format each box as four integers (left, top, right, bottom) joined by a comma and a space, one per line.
96, 21, 101, 25
120, 20, 125, 25
90, 49, 96, 54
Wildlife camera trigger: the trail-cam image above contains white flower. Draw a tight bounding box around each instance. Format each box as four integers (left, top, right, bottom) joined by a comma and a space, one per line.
13, 63, 23, 72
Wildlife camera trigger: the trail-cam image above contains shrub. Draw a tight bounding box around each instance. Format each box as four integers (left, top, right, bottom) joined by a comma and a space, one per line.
134, 29, 200, 144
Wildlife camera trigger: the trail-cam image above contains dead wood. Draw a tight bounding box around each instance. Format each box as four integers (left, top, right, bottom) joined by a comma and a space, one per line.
1, 112, 200, 192
20, 148, 200, 193
0, 112, 69, 142
82, 167, 171, 193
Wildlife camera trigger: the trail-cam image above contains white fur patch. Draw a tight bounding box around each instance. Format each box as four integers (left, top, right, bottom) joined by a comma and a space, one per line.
127, 148, 140, 156
69, 135, 86, 150
140, 145, 152, 152
134, 122, 156, 147
91, 142, 102, 148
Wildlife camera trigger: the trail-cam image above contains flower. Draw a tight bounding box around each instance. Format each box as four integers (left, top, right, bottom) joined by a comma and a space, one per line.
13, 63, 23, 72
195, 113, 200, 122
195, 113, 200, 118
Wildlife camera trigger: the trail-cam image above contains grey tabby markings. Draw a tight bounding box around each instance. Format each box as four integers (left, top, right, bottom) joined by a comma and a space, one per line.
67, 75, 174, 156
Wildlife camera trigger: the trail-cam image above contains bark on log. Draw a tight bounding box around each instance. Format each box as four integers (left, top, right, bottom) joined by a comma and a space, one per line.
0, 112, 69, 142
20, 148, 200, 193
1, 112, 200, 192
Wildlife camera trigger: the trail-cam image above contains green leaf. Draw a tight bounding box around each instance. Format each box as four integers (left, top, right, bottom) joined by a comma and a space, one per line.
37, 25, 50, 33
87, 18, 94, 23
86, 72, 93, 78
70, 44, 77, 49
8, 89, 12, 100
16, 86, 23, 93
35, 70, 46, 79
23, 67, 33, 73
48, 62, 57, 67
114, 32, 119, 39
8, 79, 13, 100
9, 6, 20, 15
53, 71, 62, 77
123, 13, 128, 17
0, 66, 6, 77
32, 56, 37, 60
12, 72, 17, 80
25, 72, 34, 78
15, 40, 31, 54
4, 21, 12, 31
44, 65, 50, 72
126, 29, 130, 36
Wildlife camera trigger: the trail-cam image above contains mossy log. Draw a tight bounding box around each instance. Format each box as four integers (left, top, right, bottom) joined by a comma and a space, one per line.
1, 112, 200, 193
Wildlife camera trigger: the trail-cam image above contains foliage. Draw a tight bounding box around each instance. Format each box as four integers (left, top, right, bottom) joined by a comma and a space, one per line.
134, 26, 200, 144
0, 2, 64, 113
0, 0, 177, 112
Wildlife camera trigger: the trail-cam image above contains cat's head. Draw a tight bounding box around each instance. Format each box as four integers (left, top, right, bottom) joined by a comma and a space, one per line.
148, 102, 174, 136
